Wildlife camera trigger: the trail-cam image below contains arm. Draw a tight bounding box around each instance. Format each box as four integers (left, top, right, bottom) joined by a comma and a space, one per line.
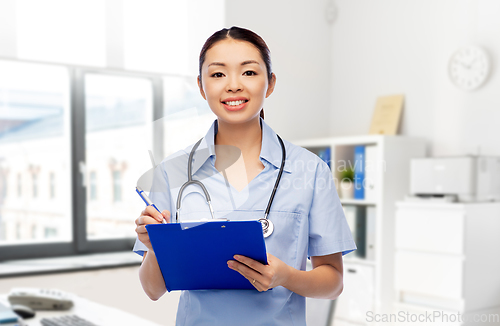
287, 253, 343, 299
228, 252, 343, 300
139, 251, 167, 301
135, 206, 170, 301
228, 159, 353, 297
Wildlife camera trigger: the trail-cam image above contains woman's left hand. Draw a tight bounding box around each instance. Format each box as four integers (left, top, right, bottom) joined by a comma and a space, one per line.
227, 253, 292, 292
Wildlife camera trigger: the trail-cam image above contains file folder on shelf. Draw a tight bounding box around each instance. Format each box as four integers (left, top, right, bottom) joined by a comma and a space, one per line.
354, 146, 365, 199
146, 220, 268, 291
343, 205, 366, 259
364, 145, 377, 202
366, 206, 376, 261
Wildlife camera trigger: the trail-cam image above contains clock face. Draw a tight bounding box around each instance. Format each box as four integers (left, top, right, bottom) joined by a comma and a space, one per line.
449, 46, 490, 91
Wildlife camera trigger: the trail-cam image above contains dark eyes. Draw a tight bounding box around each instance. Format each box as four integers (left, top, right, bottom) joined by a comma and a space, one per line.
210, 71, 257, 78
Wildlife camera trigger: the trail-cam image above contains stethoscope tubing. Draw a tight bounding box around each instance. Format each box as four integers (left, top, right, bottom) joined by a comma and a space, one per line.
175, 134, 285, 227
176, 138, 215, 222
263, 135, 285, 219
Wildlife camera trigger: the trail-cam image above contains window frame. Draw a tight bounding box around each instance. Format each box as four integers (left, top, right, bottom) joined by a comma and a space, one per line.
0, 61, 166, 261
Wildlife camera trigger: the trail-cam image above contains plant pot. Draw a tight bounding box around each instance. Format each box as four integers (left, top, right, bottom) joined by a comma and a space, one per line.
339, 180, 354, 199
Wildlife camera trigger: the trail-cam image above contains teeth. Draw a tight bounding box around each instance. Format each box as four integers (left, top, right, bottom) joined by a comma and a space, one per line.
225, 100, 245, 106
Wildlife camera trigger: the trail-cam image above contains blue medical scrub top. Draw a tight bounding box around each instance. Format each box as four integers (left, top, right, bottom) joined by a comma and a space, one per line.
134, 118, 356, 326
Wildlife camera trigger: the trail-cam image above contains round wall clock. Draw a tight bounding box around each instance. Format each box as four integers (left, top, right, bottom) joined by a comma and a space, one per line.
448, 46, 490, 91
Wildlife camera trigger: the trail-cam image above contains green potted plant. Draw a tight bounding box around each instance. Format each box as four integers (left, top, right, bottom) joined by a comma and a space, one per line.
339, 166, 354, 199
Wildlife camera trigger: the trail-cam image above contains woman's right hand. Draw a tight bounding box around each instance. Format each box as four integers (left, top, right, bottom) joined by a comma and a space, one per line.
135, 206, 170, 251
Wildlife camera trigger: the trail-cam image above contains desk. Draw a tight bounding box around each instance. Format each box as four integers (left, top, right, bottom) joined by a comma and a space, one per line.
0, 294, 161, 326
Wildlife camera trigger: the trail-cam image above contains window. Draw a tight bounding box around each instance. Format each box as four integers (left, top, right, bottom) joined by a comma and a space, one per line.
31, 224, 36, 239
44, 227, 57, 239
17, 174, 22, 197
0, 0, 224, 261
16, 222, 21, 240
0, 168, 6, 201
112, 170, 122, 203
162, 76, 216, 158
84, 74, 153, 240
0, 60, 72, 247
0, 63, 162, 257
89, 171, 97, 201
49, 172, 55, 199
32, 173, 38, 198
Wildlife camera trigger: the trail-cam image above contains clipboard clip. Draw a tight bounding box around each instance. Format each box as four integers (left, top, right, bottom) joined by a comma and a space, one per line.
180, 218, 229, 230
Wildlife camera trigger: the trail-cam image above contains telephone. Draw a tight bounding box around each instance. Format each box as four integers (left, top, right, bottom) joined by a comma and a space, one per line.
7, 288, 74, 310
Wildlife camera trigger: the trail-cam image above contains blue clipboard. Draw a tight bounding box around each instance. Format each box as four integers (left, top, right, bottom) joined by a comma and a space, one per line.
146, 220, 268, 291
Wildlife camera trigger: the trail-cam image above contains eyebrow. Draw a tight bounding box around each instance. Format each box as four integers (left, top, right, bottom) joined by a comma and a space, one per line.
208, 60, 261, 67
241, 60, 260, 66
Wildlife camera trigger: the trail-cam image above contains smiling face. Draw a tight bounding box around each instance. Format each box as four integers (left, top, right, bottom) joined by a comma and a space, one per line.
198, 39, 276, 125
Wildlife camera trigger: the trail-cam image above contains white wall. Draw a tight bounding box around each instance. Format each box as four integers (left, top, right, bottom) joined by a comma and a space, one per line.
330, 0, 500, 156
225, 0, 334, 141
0, 0, 17, 58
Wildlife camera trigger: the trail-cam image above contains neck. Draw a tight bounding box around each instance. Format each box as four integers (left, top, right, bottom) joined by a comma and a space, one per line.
215, 117, 262, 155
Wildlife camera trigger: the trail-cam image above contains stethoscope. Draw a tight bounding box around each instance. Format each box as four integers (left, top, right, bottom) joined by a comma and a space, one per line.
175, 134, 286, 238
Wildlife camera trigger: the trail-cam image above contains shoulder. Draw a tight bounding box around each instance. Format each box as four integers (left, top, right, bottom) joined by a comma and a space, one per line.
155, 147, 192, 183
156, 138, 209, 179
158, 149, 189, 169
282, 139, 320, 161
282, 139, 330, 175
158, 139, 202, 167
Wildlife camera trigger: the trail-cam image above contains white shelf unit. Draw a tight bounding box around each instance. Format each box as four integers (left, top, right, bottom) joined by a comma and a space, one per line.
295, 135, 426, 326
340, 199, 377, 206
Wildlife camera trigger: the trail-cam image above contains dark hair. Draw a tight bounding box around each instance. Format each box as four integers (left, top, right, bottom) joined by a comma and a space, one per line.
199, 26, 273, 119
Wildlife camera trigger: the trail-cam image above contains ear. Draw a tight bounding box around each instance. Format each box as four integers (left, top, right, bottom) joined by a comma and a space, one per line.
197, 75, 207, 100
265, 73, 276, 98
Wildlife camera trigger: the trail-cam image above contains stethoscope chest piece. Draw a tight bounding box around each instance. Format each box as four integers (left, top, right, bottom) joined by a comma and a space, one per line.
259, 218, 274, 238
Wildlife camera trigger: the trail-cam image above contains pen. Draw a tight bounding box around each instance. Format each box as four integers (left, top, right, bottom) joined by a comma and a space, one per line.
136, 186, 167, 224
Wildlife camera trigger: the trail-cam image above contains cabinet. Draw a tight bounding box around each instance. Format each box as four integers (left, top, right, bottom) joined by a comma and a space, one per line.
394, 202, 500, 324
296, 135, 426, 325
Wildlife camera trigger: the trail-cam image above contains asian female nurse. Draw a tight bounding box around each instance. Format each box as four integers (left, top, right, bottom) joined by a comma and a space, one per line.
134, 26, 356, 326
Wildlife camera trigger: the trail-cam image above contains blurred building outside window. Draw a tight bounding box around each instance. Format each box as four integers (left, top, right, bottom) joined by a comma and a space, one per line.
89, 171, 97, 201
0, 0, 224, 258
31, 172, 38, 199
49, 172, 55, 199
112, 171, 122, 203
0, 60, 72, 245
17, 174, 22, 198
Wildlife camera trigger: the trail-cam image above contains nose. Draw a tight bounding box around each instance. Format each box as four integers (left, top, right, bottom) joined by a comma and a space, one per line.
225, 75, 242, 93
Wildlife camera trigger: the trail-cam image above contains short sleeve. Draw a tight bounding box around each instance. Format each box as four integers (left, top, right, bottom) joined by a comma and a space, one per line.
132, 161, 173, 256
308, 161, 357, 257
